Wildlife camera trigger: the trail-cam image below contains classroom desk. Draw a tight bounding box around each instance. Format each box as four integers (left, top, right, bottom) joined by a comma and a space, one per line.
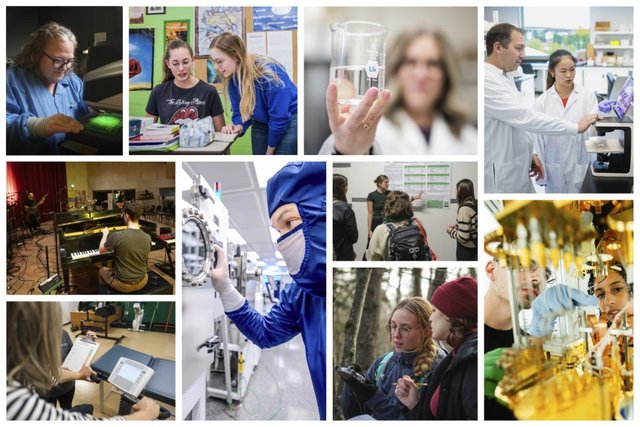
91, 344, 176, 412
130, 137, 237, 155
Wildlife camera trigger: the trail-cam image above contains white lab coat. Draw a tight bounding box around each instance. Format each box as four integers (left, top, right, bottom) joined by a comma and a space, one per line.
318, 109, 477, 155
484, 62, 579, 193
533, 85, 598, 193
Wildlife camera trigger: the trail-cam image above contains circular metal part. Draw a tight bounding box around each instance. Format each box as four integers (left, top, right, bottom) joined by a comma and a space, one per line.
182, 207, 214, 287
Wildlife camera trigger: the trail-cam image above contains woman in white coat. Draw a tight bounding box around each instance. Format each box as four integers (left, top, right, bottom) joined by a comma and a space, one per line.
533, 50, 598, 193
321, 26, 476, 155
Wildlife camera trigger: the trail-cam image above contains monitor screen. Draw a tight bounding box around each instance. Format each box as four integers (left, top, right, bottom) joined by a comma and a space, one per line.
613, 76, 634, 121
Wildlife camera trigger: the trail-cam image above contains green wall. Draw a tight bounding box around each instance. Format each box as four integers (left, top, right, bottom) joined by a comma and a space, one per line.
120, 302, 175, 328
129, 7, 251, 154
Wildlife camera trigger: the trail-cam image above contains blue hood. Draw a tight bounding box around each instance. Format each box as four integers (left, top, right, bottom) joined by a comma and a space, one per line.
267, 162, 326, 297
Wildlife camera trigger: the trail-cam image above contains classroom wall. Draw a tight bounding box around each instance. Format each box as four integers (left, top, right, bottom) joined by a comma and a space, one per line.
129, 7, 194, 118
334, 162, 478, 261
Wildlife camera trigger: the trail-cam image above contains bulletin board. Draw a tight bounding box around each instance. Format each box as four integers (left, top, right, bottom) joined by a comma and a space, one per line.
193, 6, 298, 88
384, 162, 453, 208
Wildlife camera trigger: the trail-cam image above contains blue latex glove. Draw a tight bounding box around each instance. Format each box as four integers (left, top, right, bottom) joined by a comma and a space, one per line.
530, 284, 597, 337
598, 99, 616, 114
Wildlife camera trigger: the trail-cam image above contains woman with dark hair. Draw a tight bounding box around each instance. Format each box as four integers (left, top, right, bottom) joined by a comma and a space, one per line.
333, 174, 358, 260
395, 277, 478, 419
533, 49, 598, 193
447, 179, 477, 261
366, 191, 430, 261
321, 26, 476, 155
340, 297, 444, 420
367, 175, 391, 241
146, 39, 225, 127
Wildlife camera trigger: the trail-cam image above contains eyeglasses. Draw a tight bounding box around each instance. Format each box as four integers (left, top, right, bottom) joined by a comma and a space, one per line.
42, 51, 78, 69
386, 323, 420, 337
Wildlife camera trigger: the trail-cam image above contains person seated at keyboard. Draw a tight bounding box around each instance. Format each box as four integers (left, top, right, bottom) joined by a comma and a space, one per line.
98, 202, 151, 293
7, 22, 90, 155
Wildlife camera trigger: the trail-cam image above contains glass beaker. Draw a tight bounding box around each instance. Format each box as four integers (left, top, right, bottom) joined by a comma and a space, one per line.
330, 21, 388, 106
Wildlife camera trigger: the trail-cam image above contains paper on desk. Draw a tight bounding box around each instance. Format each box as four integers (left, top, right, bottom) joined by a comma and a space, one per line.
62, 338, 100, 372
213, 132, 237, 142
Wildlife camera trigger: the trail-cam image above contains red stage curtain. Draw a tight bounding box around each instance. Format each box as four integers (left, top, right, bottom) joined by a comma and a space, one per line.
6, 162, 67, 227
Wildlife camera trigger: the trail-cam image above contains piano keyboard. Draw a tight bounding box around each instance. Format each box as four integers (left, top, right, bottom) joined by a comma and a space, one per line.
70, 242, 156, 260
71, 249, 108, 260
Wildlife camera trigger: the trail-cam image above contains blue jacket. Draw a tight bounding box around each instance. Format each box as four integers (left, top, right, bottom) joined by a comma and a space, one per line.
228, 162, 326, 419
6, 66, 90, 154
341, 350, 445, 420
229, 62, 297, 148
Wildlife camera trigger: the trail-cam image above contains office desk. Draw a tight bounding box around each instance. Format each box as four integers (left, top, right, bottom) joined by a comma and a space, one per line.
91, 344, 176, 412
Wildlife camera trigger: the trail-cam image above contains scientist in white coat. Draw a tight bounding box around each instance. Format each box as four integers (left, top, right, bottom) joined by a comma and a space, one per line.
533, 49, 598, 193
484, 23, 598, 193
321, 26, 476, 155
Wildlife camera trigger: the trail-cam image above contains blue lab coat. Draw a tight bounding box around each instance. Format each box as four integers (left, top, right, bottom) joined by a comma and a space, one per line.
6, 66, 90, 154
227, 162, 326, 419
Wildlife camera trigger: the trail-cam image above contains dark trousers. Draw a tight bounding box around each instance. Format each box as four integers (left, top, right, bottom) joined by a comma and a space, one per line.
456, 243, 477, 261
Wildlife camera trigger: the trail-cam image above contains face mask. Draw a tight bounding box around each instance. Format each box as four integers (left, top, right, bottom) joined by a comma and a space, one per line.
277, 224, 307, 276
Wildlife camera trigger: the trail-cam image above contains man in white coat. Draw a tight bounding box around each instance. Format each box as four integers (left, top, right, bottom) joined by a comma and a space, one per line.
484, 23, 598, 193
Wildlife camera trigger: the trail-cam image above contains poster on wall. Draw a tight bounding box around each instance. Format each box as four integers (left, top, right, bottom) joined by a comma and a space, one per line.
129, 28, 154, 91
195, 7, 243, 58
253, 7, 298, 31
383, 162, 452, 208
165, 20, 190, 49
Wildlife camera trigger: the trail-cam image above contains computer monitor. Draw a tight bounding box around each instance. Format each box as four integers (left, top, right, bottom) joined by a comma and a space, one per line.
613, 76, 633, 121
83, 40, 123, 113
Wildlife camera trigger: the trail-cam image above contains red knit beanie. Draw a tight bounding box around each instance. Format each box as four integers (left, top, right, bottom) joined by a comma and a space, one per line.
430, 276, 477, 321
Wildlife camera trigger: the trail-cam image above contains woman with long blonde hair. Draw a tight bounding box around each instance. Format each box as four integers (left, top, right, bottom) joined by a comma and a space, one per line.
339, 297, 444, 419
210, 32, 298, 155
7, 302, 160, 420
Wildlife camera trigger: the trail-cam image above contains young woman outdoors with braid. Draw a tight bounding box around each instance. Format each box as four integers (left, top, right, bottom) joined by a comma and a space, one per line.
339, 297, 445, 419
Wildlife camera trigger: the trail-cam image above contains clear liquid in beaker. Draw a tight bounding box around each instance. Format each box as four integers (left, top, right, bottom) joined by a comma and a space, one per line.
330, 65, 385, 105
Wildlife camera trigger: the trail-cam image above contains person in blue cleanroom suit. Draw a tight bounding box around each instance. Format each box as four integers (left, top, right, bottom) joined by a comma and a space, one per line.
210, 162, 326, 419
7, 22, 89, 155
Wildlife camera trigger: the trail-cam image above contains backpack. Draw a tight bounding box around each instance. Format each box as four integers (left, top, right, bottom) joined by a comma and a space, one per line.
374, 351, 427, 387
385, 220, 431, 261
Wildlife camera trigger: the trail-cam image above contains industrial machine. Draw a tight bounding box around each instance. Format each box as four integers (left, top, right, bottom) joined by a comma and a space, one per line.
485, 200, 633, 420
181, 165, 263, 420
587, 77, 633, 178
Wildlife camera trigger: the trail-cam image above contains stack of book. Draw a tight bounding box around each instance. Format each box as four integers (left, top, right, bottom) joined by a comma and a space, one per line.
129, 123, 180, 152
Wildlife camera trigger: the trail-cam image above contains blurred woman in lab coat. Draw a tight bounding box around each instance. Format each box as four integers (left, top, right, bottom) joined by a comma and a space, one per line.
533, 49, 598, 193
321, 27, 476, 155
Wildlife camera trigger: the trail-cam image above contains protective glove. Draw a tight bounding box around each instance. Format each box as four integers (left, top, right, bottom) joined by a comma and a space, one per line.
530, 284, 597, 337
598, 99, 616, 114
210, 245, 245, 312
484, 347, 506, 398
